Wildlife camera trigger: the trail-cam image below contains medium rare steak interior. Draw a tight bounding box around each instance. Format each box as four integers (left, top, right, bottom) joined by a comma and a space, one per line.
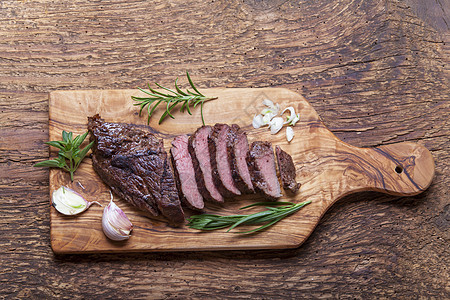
88, 115, 185, 225
188, 126, 224, 203
247, 141, 282, 200
229, 124, 254, 194
209, 124, 241, 197
171, 135, 205, 210
275, 145, 300, 193
88, 116, 298, 224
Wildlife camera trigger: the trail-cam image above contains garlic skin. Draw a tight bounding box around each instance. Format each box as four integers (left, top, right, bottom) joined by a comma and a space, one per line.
286, 127, 294, 142
102, 197, 133, 241
52, 186, 101, 216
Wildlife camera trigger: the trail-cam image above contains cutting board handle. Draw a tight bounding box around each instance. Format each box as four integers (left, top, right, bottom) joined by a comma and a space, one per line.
341, 141, 435, 197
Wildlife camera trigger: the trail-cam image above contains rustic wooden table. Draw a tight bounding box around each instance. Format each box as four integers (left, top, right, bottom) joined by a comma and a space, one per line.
1, 0, 448, 298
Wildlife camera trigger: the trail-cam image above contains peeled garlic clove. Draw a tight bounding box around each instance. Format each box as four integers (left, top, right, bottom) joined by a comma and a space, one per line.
252, 114, 264, 128
102, 196, 133, 241
261, 108, 273, 115
52, 186, 101, 216
262, 99, 275, 108
269, 117, 284, 134
290, 114, 300, 126
281, 106, 300, 125
286, 127, 294, 142
262, 112, 275, 125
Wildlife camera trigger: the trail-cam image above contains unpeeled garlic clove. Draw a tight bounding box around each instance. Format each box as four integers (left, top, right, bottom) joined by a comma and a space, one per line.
52, 186, 101, 216
102, 194, 133, 241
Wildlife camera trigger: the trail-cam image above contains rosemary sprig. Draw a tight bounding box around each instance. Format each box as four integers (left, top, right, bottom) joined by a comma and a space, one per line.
187, 200, 312, 234
34, 131, 94, 182
132, 71, 217, 125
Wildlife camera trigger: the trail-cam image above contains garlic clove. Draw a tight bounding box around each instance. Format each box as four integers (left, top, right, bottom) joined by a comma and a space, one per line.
262, 99, 275, 108
290, 114, 300, 126
269, 117, 284, 134
261, 108, 273, 115
252, 114, 264, 128
262, 112, 275, 125
281, 106, 300, 125
286, 126, 294, 142
102, 194, 133, 241
52, 186, 101, 216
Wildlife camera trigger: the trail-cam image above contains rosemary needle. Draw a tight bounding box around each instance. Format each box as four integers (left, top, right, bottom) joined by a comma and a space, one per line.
132, 71, 217, 125
187, 200, 312, 234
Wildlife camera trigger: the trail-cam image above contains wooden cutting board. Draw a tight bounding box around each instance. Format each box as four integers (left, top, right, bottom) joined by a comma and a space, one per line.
48, 88, 435, 253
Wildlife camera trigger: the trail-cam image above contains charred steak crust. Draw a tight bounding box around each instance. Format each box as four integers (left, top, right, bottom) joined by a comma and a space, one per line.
88, 114, 184, 225
229, 124, 254, 194
208, 124, 241, 198
188, 126, 224, 202
92, 155, 159, 215
159, 155, 186, 224
247, 141, 282, 201
275, 146, 300, 193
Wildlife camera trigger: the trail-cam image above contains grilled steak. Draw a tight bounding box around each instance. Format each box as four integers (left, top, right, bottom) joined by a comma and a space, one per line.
275, 146, 300, 193
229, 124, 254, 194
88, 114, 185, 225
188, 126, 224, 202
209, 124, 241, 197
247, 141, 282, 200
171, 135, 204, 210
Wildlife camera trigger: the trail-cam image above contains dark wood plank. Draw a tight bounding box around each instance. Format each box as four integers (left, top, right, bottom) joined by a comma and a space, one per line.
0, 0, 448, 298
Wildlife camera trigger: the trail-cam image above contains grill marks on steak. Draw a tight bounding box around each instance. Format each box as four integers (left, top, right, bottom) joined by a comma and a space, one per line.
229, 124, 254, 194
188, 126, 224, 202
209, 124, 241, 197
247, 141, 282, 200
171, 135, 204, 210
275, 146, 300, 193
88, 115, 185, 225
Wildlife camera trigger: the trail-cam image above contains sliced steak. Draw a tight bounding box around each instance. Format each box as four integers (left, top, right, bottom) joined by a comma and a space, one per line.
247, 141, 282, 200
275, 146, 300, 193
209, 124, 241, 197
229, 124, 254, 194
88, 114, 185, 225
188, 126, 224, 202
171, 135, 204, 210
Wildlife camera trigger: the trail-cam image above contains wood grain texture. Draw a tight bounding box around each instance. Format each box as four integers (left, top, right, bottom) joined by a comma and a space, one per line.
0, 0, 448, 298
48, 88, 434, 253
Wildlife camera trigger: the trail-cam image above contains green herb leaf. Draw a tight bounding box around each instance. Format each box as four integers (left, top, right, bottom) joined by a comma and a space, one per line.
132, 72, 217, 126
34, 159, 62, 168
187, 200, 312, 234
34, 131, 93, 182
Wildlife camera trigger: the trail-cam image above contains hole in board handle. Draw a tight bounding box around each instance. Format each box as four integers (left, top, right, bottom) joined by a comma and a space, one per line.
395, 165, 403, 174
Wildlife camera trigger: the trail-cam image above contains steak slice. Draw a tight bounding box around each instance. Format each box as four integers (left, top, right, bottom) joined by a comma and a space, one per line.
209, 124, 241, 197
171, 135, 204, 210
88, 114, 185, 225
188, 126, 224, 202
275, 146, 300, 193
229, 124, 254, 194
247, 141, 282, 200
